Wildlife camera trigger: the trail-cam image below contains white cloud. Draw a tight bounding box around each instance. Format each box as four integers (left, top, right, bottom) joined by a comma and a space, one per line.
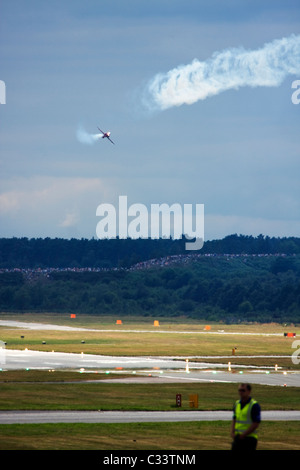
0, 191, 20, 214
143, 34, 300, 111
0, 176, 117, 238
59, 212, 80, 228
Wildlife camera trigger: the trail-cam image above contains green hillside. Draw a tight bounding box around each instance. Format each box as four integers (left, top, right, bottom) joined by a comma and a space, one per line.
1, 248, 299, 323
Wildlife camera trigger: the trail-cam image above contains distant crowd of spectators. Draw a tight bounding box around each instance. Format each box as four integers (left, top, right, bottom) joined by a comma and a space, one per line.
0, 252, 291, 280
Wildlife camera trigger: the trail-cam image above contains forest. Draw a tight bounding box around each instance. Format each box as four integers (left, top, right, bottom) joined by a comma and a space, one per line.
0, 234, 300, 269
0, 234, 299, 323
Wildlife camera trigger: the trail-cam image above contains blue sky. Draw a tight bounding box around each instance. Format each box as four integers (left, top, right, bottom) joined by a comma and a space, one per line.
0, 0, 300, 242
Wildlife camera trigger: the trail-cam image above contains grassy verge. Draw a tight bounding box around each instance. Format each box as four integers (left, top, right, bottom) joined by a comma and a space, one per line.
0, 369, 133, 382
0, 380, 299, 411
0, 421, 299, 450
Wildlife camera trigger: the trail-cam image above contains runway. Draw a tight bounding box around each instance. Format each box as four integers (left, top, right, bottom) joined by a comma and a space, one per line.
2, 348, 196, 371
1, 348, 299, 386
104, 371, 300, 387
0, 410, 299, 424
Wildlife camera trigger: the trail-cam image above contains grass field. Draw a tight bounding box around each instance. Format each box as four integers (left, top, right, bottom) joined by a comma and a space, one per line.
1, 421, 300, 450
0, 378, 299, 411
0, 313, 299, 450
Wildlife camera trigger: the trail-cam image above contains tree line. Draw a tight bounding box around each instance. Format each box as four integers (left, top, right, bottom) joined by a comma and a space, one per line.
0, 234, 300, 269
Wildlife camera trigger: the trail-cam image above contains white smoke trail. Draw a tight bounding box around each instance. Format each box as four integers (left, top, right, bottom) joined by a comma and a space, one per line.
76, 126, 103, 145
142, 34, 300, 111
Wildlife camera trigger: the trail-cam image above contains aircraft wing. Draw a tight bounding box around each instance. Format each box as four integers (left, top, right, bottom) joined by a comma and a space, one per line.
97, 127, 105, 134
108, 137, 115, 144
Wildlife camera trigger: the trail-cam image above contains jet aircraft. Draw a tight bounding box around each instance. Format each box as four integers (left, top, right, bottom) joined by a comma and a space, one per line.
97, 127, 115, 144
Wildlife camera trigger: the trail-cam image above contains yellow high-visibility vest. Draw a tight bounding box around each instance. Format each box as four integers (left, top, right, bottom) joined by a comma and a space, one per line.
234, 398, 258, 439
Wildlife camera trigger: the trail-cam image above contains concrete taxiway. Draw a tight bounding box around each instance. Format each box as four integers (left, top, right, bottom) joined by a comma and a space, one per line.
0, 410, 299, 424
1, 349, 299, 387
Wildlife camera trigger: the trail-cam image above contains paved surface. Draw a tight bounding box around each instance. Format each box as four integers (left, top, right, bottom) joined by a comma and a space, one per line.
0, 409, 299, 424
2, 348, 293, 371
2, 348, 197, 370
107, 371, 300, 387
1, 349, 299, 386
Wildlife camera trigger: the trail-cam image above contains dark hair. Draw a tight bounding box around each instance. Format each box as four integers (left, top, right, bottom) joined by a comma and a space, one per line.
240, 383, 252, 391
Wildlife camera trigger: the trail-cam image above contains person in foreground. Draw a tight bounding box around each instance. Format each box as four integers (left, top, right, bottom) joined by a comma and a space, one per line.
231, 383, 261, 450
